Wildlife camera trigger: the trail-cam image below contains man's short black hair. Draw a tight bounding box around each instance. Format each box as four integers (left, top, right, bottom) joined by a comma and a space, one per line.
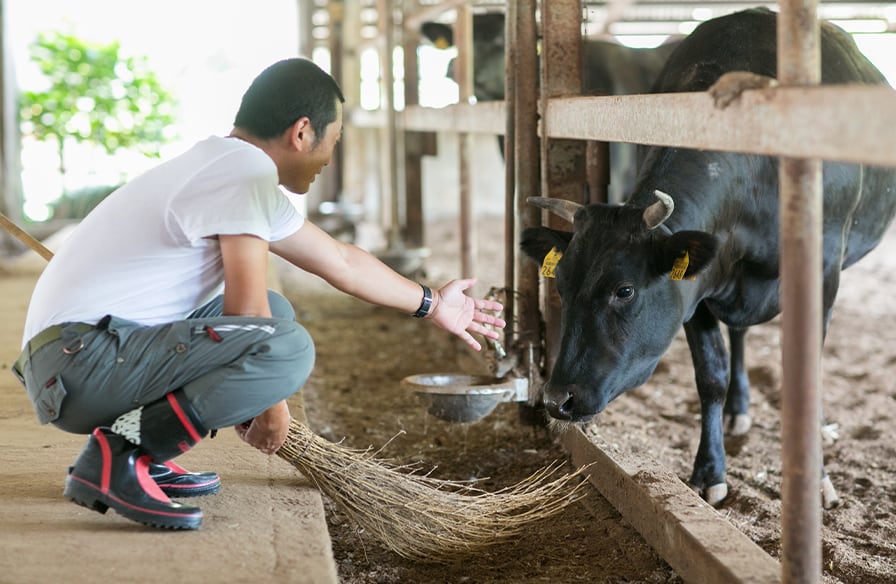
234, 58, 345, 142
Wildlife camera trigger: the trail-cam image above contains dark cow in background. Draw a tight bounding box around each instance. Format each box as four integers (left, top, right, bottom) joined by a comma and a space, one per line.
421, 13, 680, 203
521, 7, 896, 507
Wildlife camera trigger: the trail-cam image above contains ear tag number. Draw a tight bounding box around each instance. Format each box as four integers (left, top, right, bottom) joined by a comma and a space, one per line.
670, 251, 690, 281
541, 247, 563, 278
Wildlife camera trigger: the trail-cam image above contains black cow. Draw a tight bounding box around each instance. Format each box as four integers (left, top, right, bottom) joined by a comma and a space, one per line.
521, 8, 896, 507
421, 14, 680, 202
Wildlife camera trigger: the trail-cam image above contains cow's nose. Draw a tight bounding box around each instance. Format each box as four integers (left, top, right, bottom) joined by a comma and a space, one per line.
542, 384, 576, 420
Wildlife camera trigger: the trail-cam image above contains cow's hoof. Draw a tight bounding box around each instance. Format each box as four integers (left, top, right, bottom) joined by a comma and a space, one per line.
822, 476, 841, 510
723, 413, 752, 436
704, 483, 729, 506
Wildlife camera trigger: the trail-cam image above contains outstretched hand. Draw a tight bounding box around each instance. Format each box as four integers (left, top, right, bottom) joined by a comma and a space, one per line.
429, 278, 506, 351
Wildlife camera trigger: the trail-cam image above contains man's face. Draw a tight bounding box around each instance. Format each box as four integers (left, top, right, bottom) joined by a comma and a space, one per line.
284, 101, 343, 194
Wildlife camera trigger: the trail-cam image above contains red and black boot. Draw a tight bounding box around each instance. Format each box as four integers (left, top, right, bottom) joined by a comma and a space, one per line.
149, 461, 221, 498
63, 390, 209, 529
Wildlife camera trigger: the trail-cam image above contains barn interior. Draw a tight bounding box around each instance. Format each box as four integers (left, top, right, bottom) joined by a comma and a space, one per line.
1, 1, 895, 583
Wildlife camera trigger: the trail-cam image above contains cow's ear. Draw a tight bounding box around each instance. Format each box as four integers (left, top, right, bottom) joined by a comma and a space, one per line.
521, 227, 573, 264
655, 231, 718, 279
421, 22, 454, 49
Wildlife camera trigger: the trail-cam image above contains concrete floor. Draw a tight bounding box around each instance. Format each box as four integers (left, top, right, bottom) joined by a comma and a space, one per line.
0, 257, 337, 583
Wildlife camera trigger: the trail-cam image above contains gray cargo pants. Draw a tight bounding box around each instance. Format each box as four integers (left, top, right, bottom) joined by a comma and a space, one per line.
17, 291, 314, 434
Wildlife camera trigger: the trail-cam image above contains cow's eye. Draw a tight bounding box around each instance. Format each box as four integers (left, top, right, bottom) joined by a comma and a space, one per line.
614, 285, 635, 302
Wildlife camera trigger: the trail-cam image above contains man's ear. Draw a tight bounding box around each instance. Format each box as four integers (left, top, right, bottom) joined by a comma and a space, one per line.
291, 117, 314, 151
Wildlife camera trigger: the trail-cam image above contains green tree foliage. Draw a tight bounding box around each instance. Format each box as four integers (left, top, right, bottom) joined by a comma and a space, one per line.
18, 31, 177, 182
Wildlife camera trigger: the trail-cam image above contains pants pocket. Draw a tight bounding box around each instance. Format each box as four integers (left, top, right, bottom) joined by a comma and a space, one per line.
25, 369, 68, 425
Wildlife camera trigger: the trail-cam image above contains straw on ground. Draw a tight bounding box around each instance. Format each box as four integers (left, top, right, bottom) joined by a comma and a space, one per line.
277, 419, 591, 563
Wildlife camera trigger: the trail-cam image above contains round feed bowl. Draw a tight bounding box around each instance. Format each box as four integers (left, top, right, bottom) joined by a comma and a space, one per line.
402, 373, 514, 424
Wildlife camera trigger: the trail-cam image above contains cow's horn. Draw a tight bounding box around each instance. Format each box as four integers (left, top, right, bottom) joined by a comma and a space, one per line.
527, 197, 582, 224
643, 190, 675, 229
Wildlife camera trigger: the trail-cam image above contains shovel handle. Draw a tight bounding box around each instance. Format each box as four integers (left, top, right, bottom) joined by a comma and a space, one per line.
0, 212, 54, 261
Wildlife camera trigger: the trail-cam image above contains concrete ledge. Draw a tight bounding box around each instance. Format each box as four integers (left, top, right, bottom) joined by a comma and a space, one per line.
0, 271, 337, 583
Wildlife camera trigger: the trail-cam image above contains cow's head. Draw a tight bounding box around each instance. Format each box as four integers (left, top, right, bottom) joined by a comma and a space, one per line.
521, 191, 718, 421
420, 14, 507, 101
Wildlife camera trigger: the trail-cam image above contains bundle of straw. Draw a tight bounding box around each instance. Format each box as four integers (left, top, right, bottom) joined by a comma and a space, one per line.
277, 419, 590, 563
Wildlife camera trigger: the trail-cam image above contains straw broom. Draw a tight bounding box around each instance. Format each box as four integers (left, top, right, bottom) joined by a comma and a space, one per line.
3, 212, 591, 562
278, 419, 589, 562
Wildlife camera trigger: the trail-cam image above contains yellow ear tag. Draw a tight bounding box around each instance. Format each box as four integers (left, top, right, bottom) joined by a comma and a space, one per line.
541, 247, 563, 278
670, 251, 689, 281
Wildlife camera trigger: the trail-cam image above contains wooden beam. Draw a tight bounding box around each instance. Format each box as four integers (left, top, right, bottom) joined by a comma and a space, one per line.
562, 426, 781, 584
351, 83, 896, 168
545, 86, 896, 167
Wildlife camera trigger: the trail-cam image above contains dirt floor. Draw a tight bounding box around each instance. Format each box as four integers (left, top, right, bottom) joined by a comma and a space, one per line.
278, 214, 896, 584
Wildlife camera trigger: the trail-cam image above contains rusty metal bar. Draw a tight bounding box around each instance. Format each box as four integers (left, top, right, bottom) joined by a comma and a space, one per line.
504, 0, 518, 348
541, 87, 896, 168
540, 0, 585, 374
777, 2, 823, 583
514, 0, 541, 396
402, 3, 425, 250
350, 83, 896, 168
586, 140, 610, 204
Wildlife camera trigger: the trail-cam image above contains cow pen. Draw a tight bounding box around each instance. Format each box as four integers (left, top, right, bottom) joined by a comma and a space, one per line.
313, 1, 896, 582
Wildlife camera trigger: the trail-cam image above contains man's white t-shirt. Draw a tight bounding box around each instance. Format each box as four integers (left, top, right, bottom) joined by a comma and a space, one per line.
22, 136, 304, 346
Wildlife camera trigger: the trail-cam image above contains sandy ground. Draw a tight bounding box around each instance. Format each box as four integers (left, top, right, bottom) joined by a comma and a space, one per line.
3, 205, 892, 583
280, 214, 896, 583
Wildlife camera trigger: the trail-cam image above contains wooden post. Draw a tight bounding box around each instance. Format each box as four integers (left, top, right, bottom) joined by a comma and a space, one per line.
540, 0, 585, 373
454, 4, 475, 277
777, 2, 823, 582
512, 0, 542, 398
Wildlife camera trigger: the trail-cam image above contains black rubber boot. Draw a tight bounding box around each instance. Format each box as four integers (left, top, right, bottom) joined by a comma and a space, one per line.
63, 390, 208, 529
149, 461, 221, 498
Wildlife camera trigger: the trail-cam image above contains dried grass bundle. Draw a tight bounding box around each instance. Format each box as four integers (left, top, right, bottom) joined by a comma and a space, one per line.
277, 419, 590, 563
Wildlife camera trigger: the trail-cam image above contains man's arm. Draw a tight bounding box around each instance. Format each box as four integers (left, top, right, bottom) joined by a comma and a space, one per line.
270, 221, 504, 350
219, 233, 290, 454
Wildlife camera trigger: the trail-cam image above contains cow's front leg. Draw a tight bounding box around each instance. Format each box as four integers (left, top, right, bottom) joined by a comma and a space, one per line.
684, 304, 730, 506
723, 326, 752, 436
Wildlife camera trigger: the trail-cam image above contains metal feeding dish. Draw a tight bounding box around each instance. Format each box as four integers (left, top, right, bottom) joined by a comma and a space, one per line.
402, 373, 528, 424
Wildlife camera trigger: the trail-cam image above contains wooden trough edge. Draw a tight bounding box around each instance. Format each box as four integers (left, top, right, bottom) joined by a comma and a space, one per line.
560, 426, 781, 584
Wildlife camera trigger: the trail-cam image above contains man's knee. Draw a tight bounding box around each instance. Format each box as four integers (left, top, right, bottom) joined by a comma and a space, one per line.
258, 321, 315, 389
267, 291, 296, 321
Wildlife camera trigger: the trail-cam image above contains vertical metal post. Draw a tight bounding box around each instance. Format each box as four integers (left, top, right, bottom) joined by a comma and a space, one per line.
327, 2, 345, 203
540, 0, 585, 373
503, 0, 518, 348
455, 4, 475, 277
777, 2, 822, 583
513, 0, 542, 398
377, 0, 401, 249
402, 7, 425, 250
338, 0, 364, 221
586, 139, 609, 204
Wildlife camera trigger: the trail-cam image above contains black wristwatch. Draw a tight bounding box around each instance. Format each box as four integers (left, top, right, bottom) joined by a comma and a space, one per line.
411, 285, 433, 318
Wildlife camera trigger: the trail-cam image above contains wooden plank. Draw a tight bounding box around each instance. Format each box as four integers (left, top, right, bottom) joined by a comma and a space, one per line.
561, 426, 781, 584
350, 84, 896, 168
545, 86, 896, 167
350, 102, 506, 135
